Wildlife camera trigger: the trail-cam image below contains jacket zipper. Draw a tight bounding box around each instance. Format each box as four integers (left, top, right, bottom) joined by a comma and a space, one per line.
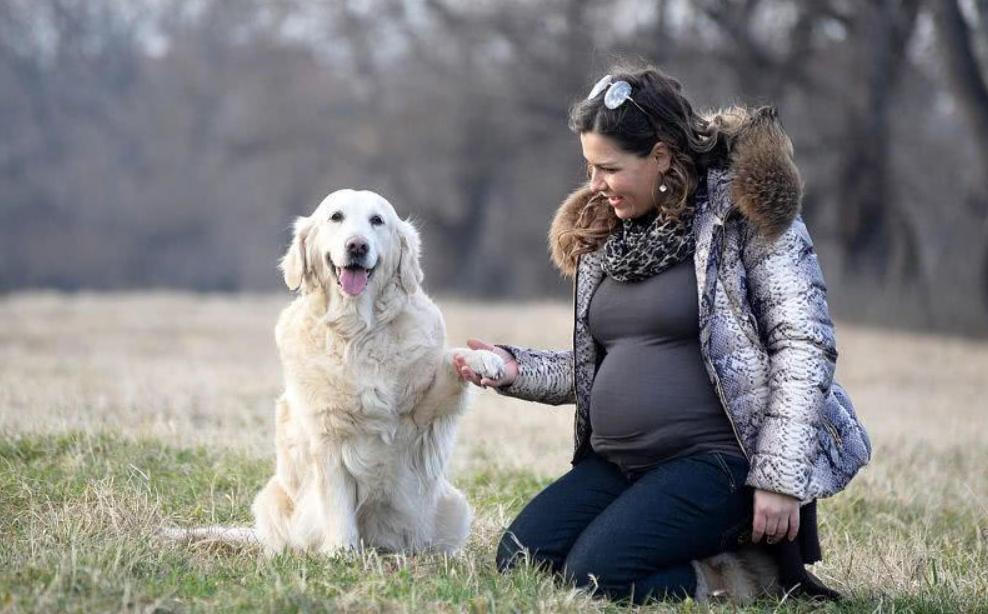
703, 213, 750, 461
571, 258, 590, 462
718, 207, 762, 347
823, 420, 843, 448
703, 351, 750, 461
572, 259, 579, 401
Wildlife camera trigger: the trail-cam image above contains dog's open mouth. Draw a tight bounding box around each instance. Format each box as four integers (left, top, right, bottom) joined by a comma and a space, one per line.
336, 264, 374, 296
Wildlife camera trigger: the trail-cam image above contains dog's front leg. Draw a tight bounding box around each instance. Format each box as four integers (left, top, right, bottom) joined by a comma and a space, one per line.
410, 348, 504, 427
294, 444, 360, 554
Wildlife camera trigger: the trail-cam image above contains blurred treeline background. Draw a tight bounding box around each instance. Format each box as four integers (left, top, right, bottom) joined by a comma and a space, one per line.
1, 0, 987, 334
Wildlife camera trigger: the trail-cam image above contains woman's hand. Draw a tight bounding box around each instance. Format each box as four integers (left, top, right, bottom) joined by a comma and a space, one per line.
752, 489, 800, 544
453, 339, 518, 388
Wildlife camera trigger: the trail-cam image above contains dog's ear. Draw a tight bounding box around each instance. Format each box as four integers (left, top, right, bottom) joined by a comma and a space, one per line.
281, 216, 313, 292
397, 218, 424, 294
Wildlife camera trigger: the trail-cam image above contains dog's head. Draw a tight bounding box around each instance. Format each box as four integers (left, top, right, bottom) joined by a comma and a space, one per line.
281, 189, 423, 299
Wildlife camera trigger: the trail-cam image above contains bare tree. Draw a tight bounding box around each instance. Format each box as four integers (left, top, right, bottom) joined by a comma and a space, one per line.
932, 0, 988, 304
1, 0, 986, 331
833, 0, 922, 282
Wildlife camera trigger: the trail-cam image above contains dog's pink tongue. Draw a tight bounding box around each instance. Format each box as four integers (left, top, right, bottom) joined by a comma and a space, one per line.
339, 268, 369, 296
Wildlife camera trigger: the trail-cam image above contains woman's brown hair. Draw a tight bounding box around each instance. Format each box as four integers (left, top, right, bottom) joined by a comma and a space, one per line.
562, 62, 730, 260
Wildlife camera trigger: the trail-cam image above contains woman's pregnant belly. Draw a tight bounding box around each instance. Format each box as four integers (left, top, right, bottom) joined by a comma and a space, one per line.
589, 337, 737, 469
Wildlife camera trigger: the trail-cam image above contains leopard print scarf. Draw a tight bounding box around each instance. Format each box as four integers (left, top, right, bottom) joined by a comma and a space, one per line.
601, 208, 696, 283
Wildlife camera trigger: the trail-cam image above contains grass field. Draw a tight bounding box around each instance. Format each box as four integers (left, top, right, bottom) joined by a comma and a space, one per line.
1, 292, 986, 612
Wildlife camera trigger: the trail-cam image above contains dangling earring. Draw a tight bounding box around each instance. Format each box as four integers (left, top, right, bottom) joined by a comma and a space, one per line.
656, 167, 669, 194
652, 174, 669, 208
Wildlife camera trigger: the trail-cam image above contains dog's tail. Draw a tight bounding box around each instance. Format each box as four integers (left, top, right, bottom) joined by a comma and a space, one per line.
158, 525, 258, 545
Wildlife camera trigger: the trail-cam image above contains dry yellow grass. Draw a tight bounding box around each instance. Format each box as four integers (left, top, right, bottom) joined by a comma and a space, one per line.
0, 292, 575, 475
1, 291, 986, 608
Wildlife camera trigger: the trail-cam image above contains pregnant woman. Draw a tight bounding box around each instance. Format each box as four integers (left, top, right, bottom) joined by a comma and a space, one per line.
454, 63, 871, 604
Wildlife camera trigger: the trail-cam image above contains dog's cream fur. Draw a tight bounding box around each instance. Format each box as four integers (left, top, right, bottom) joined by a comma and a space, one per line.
166, 189, 503, 556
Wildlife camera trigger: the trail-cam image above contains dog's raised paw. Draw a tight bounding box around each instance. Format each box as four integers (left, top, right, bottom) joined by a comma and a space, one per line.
461, 349, 506, 382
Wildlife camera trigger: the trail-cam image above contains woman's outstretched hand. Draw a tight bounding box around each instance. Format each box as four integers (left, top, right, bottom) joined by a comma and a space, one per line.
752, 489, 801, 544
453, 339, 518, 388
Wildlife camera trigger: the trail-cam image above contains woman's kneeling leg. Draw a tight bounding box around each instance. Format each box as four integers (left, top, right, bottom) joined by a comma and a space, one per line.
562, 452, 752, 604
496, 452, 628, 573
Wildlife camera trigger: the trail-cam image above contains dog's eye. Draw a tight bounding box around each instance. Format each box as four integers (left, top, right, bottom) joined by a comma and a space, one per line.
330, 212, 343, 222
369, 215, 384, 226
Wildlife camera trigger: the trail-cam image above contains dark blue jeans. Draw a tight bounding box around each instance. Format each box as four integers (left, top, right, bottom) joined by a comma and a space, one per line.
496, 450, 753, 604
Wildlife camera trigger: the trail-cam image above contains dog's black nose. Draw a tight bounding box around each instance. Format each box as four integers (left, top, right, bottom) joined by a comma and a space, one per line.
345, 237, 369, 258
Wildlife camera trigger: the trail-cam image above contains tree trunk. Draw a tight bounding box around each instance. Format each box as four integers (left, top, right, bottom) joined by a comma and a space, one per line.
932, 0, 988, 306
837, 0, 921, 281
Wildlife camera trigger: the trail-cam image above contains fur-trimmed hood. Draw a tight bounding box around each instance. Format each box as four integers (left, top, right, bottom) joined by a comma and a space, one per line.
549, 106, 803, 277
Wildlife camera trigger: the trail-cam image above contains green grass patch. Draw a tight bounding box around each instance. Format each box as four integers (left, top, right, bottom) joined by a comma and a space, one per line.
0, 432, 985, 612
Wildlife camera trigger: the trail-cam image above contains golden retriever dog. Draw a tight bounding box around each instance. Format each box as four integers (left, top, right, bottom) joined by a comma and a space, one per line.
166, 189, 505, 556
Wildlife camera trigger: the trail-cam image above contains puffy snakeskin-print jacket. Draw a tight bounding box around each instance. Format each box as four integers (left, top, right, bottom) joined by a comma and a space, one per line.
497, 108, 871, 501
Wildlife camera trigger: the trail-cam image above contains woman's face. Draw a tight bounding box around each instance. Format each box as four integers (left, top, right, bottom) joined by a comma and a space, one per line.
580, 131, 670, 220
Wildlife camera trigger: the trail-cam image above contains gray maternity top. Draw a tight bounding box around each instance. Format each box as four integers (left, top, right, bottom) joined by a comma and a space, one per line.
587, 258, 743, 473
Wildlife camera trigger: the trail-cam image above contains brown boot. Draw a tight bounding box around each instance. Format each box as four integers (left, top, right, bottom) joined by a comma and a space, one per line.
692, 547, 781, 604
